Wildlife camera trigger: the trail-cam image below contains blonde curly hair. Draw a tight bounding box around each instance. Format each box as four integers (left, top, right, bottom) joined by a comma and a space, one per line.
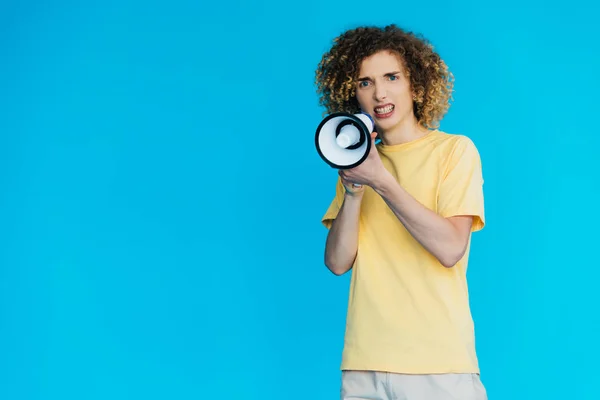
315, 24, 454, 130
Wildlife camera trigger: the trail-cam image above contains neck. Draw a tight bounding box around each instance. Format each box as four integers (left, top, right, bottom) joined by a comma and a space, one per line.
378, 115, 429, 146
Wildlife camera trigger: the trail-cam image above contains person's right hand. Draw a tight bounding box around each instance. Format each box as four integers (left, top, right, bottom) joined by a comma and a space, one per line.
339, 170, 365, 197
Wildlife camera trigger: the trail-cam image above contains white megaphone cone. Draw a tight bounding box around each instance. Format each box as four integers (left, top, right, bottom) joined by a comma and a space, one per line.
315, 111, 375, 170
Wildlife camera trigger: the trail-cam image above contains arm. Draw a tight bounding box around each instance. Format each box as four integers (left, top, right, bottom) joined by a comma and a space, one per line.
373, 171, 473, 268
324, 192, 363, 275
339, 135, 484, 269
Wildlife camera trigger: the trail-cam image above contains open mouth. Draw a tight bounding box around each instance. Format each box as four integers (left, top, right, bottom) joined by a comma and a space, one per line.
374, 104, 395, 118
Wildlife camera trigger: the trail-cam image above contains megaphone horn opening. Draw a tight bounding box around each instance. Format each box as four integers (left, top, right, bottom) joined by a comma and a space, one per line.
315, 112, 372, 170
335, 119, 366, 150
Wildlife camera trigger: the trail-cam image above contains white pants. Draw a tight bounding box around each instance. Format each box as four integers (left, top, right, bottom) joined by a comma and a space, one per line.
341, 370, 488, 400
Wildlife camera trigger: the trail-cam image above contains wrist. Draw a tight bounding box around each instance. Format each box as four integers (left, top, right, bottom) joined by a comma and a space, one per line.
372, 169, 395, 194
344, 191, 364, 202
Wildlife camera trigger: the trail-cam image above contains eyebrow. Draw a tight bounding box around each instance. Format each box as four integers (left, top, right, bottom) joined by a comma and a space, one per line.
357, 71, 402, 81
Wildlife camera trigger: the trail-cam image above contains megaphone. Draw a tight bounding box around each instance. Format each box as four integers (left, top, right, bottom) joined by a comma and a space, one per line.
315, 112, 375, 170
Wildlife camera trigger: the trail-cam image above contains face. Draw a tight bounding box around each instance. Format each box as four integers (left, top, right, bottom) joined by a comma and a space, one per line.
354, 50, 414, 133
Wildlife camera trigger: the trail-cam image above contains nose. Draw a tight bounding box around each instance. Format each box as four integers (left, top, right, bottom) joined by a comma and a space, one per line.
374, 83, 387, 101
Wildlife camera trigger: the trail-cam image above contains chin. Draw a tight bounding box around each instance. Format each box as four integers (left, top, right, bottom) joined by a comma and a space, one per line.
374, 117, 401, 132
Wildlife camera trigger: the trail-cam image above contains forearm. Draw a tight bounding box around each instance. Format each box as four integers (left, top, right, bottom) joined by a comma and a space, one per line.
324, 194, 362, 275
373, 171, 466, 268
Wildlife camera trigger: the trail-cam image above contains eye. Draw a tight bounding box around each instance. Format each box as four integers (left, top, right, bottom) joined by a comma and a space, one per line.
389, 75, 398, 81
358, 81, 370, 87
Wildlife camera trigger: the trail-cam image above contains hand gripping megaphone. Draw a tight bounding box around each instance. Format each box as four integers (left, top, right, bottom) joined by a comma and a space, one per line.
315, 112, 375, 170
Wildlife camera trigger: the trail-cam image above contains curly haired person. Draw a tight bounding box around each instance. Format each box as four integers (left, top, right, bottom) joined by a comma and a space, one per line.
316, 24, 488, 400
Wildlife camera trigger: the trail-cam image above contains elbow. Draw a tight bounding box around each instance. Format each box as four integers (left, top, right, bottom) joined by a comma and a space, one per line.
329, 267, 349, 276
439, 246, 467, 268
325, 260, 351, 276
440, 257, 459, 268
324, 255, 352, 276
440, 220, 474, 267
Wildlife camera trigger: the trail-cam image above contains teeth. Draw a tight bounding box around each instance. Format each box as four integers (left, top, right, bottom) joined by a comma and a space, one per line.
375, 105, 394, 114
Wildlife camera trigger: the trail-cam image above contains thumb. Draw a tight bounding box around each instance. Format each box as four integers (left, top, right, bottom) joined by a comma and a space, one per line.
371, 131, 378, 142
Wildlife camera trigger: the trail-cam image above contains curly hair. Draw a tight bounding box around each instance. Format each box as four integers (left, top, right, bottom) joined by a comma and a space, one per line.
315, 24, 454, 130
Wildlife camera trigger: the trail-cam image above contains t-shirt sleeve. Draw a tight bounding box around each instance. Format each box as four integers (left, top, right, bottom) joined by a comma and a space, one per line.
438, 136, 485, 232
321, 177, 345, 230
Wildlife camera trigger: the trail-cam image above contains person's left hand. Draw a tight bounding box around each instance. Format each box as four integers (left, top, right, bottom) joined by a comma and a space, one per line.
339, 131, 387, 190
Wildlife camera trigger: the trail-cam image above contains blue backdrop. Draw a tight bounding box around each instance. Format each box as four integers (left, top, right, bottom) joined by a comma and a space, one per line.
1, 1, 599, 399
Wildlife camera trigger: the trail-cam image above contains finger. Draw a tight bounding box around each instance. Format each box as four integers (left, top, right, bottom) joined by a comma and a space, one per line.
339, 170, 351, 180
371, 131, 378, 140
339, 173, 349, 185
339, 172, 360, 189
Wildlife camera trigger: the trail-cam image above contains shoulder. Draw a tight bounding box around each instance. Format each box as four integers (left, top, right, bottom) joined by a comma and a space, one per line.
432, 130, 477, 147
432, 131, 481, 159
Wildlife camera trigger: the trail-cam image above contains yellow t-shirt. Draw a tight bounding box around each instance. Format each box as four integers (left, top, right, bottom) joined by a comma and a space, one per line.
322, 129, 485, 374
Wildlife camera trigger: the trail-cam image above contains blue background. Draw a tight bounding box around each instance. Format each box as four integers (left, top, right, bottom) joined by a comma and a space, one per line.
1, 0, 598, 399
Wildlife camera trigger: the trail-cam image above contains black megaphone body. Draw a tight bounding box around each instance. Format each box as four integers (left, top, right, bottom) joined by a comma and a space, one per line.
315, 111, 375, 170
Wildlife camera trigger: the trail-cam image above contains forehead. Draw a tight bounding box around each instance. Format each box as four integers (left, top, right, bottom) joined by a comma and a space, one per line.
358, 50, 405, 75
